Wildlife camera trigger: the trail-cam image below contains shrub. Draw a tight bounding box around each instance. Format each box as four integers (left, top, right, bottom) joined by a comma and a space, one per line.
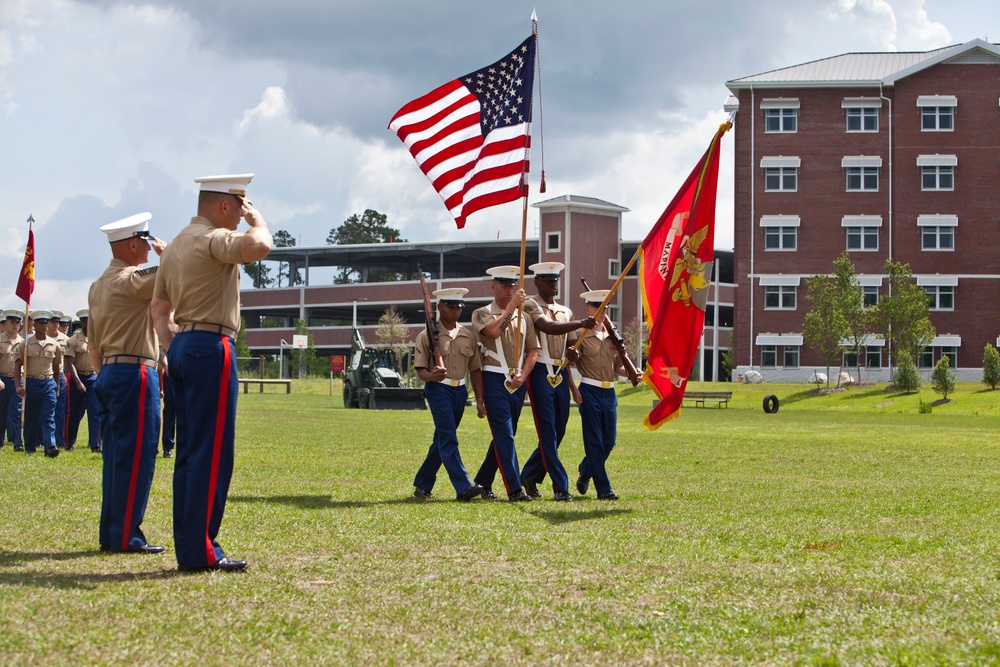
931, 355, 956, 400
918, 398, 933, 414
893, 351, 921, 393
983, 344, 1000, 390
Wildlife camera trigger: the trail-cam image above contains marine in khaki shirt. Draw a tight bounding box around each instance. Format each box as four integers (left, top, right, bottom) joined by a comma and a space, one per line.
88, 259, 160, 365
151, 216, 245, 337
64, 321, 96, 384
0, 322, 23, 378
13, 329, 62, 383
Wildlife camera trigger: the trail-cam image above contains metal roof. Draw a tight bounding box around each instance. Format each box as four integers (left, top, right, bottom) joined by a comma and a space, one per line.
727, 39, 1000, 90
533, 194, 630, 212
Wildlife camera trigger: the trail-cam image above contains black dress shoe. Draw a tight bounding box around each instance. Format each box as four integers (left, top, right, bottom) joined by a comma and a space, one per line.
99, 545, 110, 552
91, 447, 101, 454
523, 479, 541, 498
44, 447, 60, 458
457, 484, 484, 502
163, 450, 173, 458
554, 491, 572, 502
481, 488, 497, 500
179, 557, 248, 572
127, 544, 166, 554
508, 490, 533, 502
13, 446, 24, 452
576, 473, 590, 495
413, 488, 433, 499
597, 491, 619, 501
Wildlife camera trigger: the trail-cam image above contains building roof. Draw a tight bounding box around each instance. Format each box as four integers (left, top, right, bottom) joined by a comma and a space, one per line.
532, 194, 629, 212
727, 38, 1000, 91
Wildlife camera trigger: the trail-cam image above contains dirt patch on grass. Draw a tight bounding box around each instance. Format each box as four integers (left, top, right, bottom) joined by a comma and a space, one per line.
875, 401, 895, 408
802, 542, 838, 551
812, 387, 848, 395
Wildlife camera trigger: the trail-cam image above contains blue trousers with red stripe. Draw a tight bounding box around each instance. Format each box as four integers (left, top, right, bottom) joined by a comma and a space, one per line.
94, 363, 160, 551
578, 383, 618, 496
520, 365, 571, 493
169, 331, 237, 568
55, 372, 68, 448
474, 371, 526, 495
23, 378, 56, 453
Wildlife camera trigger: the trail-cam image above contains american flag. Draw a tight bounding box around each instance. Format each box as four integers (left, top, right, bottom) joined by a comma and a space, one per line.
389, 35, 536, 229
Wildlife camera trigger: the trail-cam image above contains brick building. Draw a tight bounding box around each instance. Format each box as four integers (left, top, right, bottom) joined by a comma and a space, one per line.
725, 38, 1000, 381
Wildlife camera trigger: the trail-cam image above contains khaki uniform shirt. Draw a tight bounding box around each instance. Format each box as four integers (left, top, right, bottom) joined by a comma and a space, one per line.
0, 332, 23, 376
88, 259, 159, 360
472, 301, 539, 371
414, 324, 481, 381
53, 331, 69, 374
523, 297, 573, 362
13, 335, 61, 379
569, 328, 622, 383
64, 330, 95, 374
153, 216, 245, 334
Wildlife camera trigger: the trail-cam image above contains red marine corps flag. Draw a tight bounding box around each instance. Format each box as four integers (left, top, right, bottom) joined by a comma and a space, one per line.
640, 123, 731, 430
388, 34, 536, 229
15, 216, 35, 304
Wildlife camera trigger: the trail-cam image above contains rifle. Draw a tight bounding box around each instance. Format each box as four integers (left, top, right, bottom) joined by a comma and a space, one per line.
417, 265, 444, 369
580, 277, 641, 386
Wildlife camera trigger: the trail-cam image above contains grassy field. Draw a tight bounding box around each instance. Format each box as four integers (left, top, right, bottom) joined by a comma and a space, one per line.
3, 379, 1000, 665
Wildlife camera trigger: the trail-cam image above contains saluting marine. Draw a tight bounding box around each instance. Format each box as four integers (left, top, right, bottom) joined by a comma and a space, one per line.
89, 212, 167, 554
519, 262, 595, 501
412, 288, 487, 502
567, 290, 639, 500
64, 309, 101, 453
151, 173, 272, 572
471, 265, 539, 502
13, 310, 61, 457
0, 310, 25, 451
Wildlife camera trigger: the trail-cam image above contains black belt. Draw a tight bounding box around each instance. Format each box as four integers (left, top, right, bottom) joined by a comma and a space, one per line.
78, 372, 95, 378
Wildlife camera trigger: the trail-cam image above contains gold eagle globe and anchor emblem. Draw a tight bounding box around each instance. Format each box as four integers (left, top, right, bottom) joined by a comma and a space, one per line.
667, 225, 713, 311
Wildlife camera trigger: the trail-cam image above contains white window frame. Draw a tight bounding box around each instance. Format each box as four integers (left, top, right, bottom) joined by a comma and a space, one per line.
923, 285, 955, 311
763, 226, 797, 251
921, 226, 955, 251
921, 166, 955, 191
845, 227, 878, 251
608, 258, 620, 280
760, 345, 777, 368
545, 231, 561, 254
941, 346, 958, 368
764, 167, 797, 192
846, 107, 879, 132
763, 285, 797, 310
862, 285, 879, 308
783, 345, 800, 368
846, 167, 879, 191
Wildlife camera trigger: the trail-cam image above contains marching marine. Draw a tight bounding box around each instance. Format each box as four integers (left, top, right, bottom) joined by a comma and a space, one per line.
0, 310, 25, 450
412, 288, 486, 502
471, 265, 539, 502
64, 309, 101, 452
46, 311, 70, 449
13, 310, 61, 457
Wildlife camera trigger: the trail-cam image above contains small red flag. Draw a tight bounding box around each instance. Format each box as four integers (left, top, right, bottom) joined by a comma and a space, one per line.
639, 123, 730, 430
15, 228, 35, 303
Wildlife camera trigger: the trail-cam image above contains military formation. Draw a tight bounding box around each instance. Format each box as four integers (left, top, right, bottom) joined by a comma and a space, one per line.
411, 261, 638, 503
2, 173, 271, 572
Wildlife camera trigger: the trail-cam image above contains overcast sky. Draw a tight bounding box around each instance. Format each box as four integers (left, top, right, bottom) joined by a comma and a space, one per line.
2, 0, 997, 313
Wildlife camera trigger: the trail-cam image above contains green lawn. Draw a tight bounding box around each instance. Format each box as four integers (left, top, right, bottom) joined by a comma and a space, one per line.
3, 379, 1000, 665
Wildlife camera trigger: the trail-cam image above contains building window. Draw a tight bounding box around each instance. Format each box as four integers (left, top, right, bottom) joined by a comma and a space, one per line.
922, 226, 955, 251
866, 348, 882, 369
765, 167, 797, 191
545, 231, 561, 253
764, 226, 797, 251
846, 227, 878, 251
863, 286, 879, 308
941, 346, 958, 368
921, 166, 954, 191
764, 285, 796, 310
918, 349, 934, 368
921, 106, 954, 131
846, 167, 878, 191
924, 285, 955, 310
783, 346, 800, 368
760, 345, 777, 368
705, 305, 734, 328
765, 108, 797, 133
846, 107, 878, 132
608, 258, 620, 279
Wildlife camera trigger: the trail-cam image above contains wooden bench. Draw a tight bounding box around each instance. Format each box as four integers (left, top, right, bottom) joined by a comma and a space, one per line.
683, 391, 732, 408
239, 379, 292, 394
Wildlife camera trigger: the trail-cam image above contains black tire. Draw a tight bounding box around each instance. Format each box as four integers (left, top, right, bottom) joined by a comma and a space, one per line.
762, 394, 779, 414
343, 381, 355, 408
